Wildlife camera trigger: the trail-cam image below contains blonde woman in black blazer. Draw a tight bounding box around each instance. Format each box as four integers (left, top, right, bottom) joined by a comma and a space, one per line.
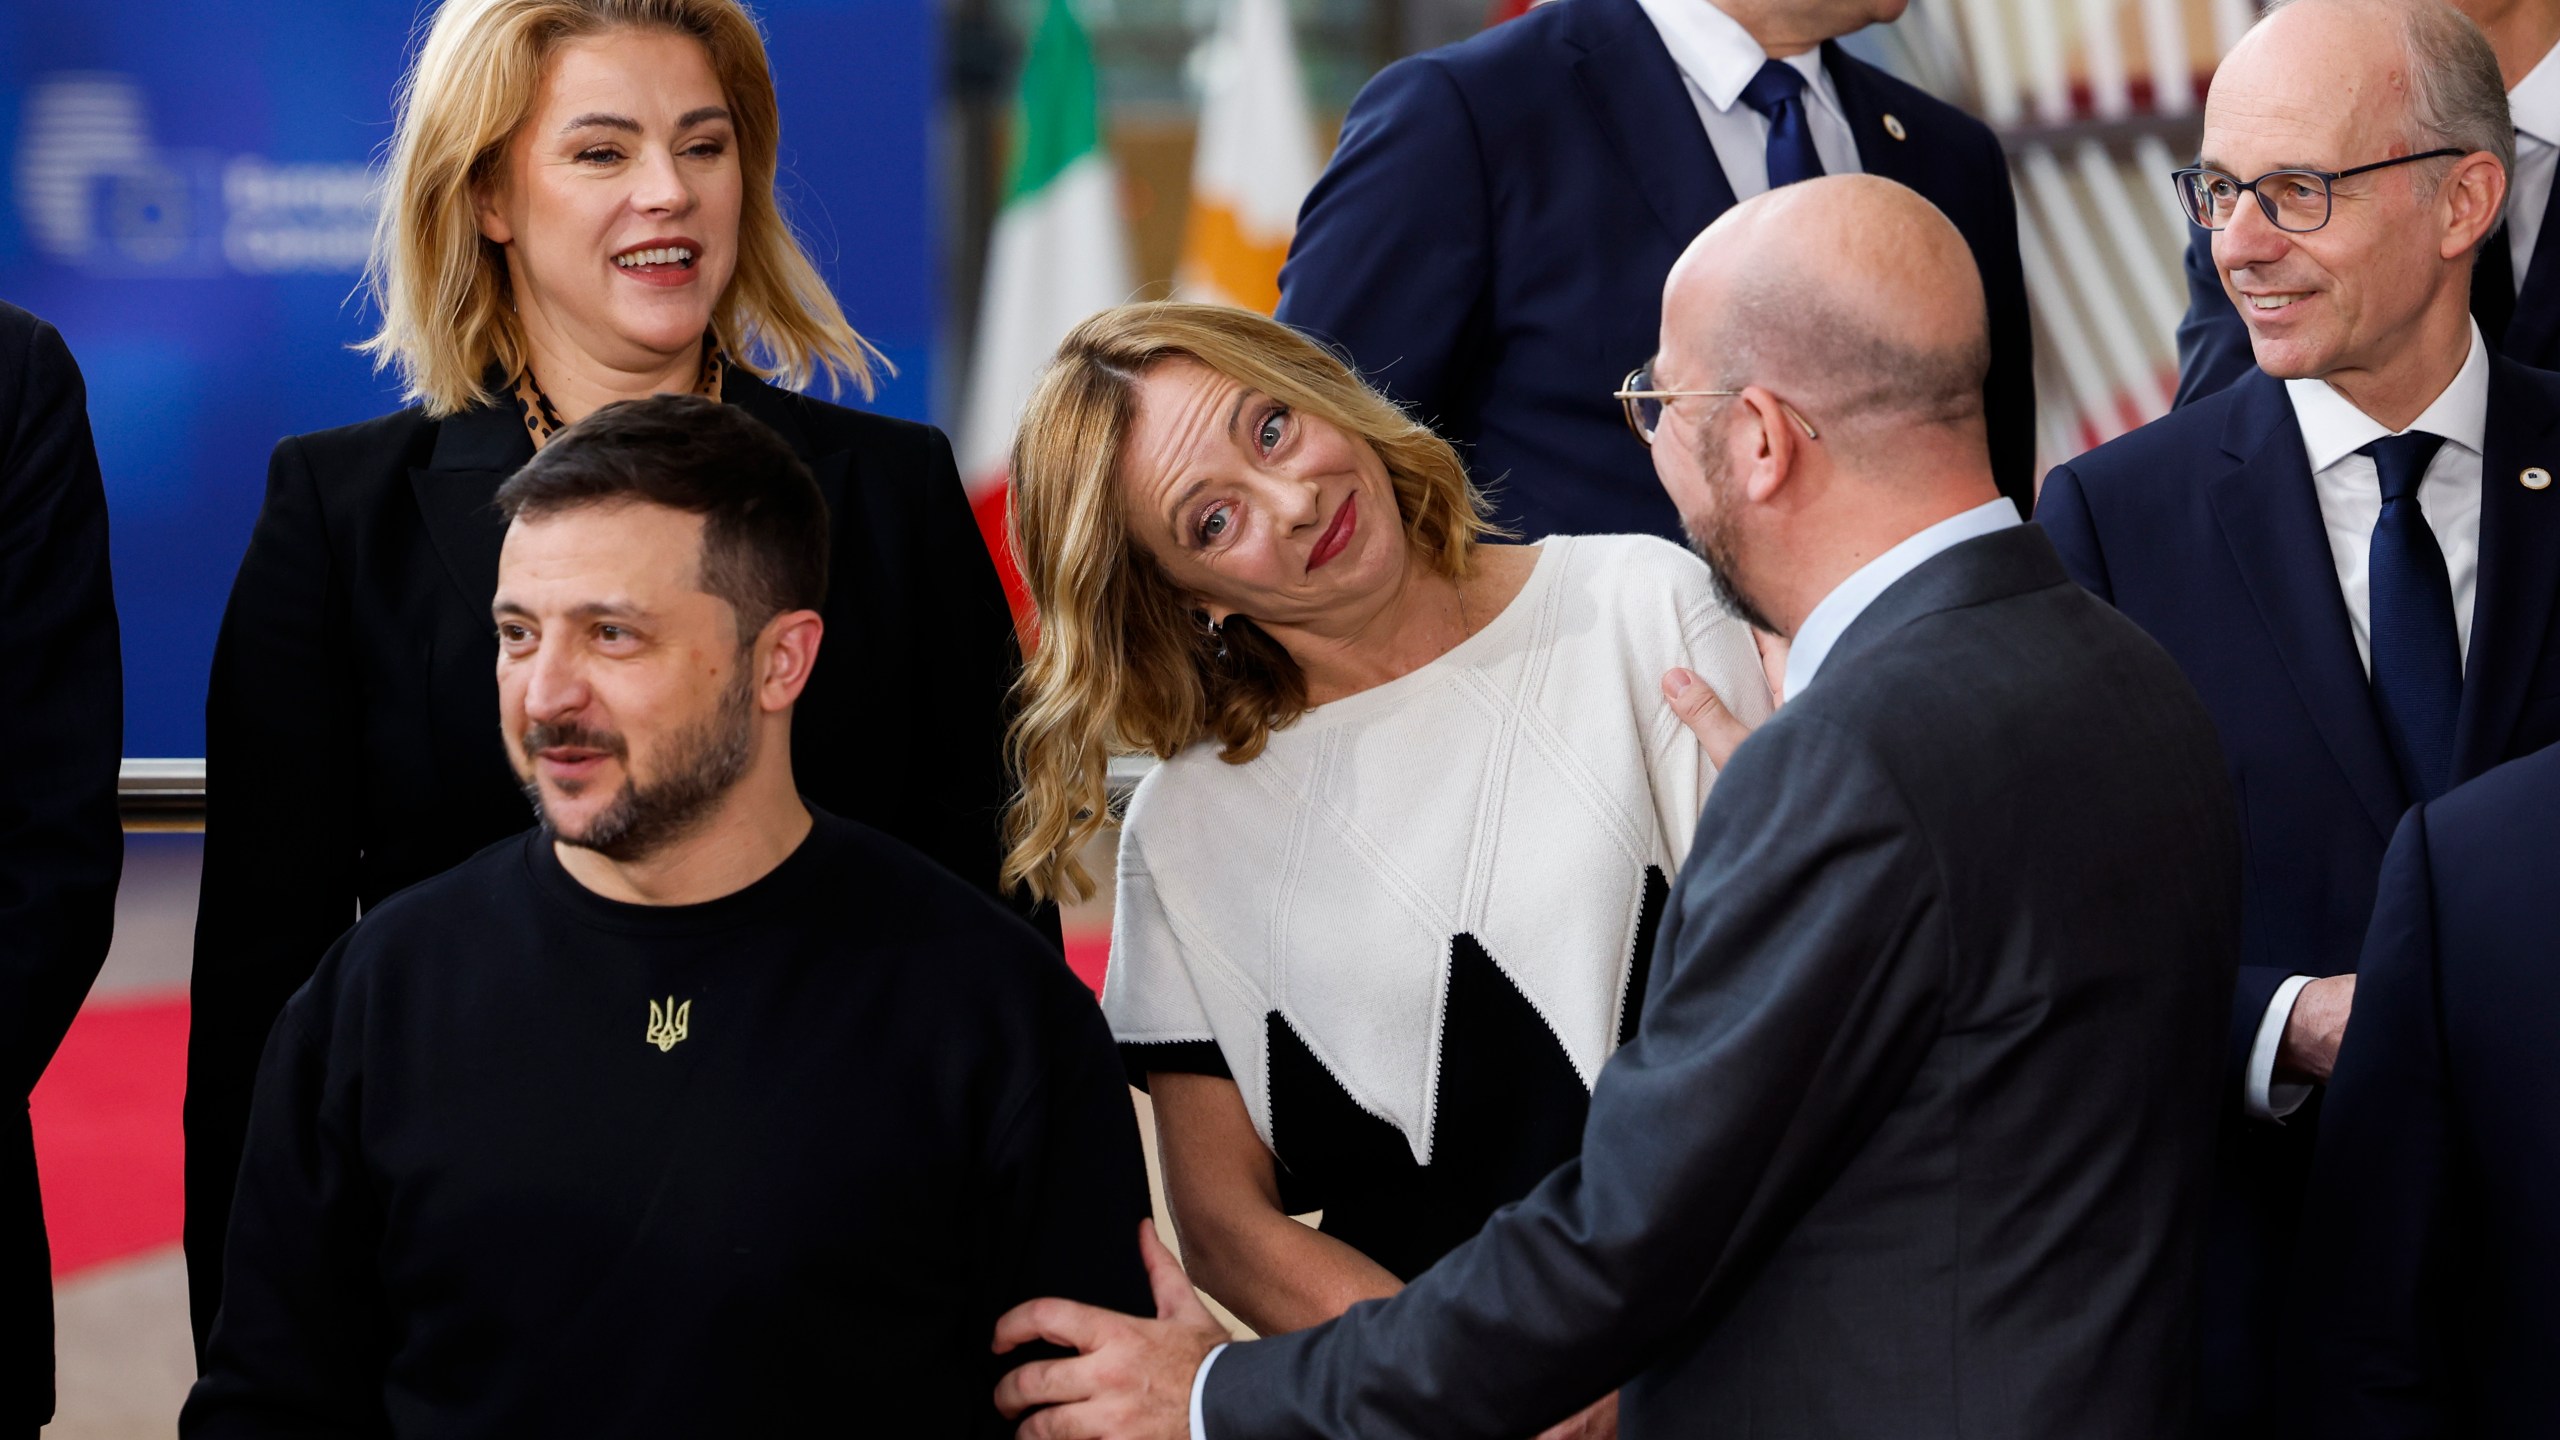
186, 0, 1039, 1347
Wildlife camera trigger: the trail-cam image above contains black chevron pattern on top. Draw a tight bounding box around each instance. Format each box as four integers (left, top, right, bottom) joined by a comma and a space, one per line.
1262, 864, 1672, 1281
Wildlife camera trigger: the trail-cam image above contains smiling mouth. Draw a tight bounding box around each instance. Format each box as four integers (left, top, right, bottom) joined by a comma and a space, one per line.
2243, 292, 2309, 313
1308, 493, 1358, 572
613, 245, 697, 271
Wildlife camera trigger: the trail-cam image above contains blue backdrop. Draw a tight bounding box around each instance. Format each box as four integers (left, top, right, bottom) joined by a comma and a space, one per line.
0, 0, 941, 756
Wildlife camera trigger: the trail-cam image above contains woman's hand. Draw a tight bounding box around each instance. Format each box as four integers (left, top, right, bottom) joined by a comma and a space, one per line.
1661, 668, 1757, 770
1533, 1390, 1620, 1440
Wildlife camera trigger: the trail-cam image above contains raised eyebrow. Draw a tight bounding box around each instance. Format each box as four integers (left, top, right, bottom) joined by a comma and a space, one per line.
1164, 477, 1209, 541
560, 112, 641, 135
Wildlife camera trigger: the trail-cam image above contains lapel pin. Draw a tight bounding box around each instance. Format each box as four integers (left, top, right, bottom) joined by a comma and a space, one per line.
1883, 113, 1907, 141
2525, 467, 2552, 490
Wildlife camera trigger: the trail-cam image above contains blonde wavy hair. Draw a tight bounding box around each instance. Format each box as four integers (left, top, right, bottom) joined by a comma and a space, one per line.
1002, 302, 1495, 903
361, 0, 882, 416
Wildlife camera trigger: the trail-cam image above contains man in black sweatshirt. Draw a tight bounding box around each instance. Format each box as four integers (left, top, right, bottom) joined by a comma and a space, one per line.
183, 395, 1152, 1438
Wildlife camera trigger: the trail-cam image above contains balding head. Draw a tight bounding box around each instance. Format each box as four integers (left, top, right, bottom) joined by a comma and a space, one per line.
2201, 0, 2507, 420
1645, 175, 2002, 640
1662, 174, 1990, 455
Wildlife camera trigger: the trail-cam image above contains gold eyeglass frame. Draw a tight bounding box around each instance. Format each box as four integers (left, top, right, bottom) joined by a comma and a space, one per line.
1615, 367, 1820, 447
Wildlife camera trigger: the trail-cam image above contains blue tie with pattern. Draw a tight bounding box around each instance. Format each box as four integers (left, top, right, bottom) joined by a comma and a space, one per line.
2361, 431, 2460, 803
1738, 59, 1824, 190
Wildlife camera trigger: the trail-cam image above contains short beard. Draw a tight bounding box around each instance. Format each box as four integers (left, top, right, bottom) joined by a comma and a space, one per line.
1680, 436, 1780, 635
521, 668, 757, 863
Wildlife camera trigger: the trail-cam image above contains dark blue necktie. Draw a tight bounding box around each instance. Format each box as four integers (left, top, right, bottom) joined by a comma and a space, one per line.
2362, 431, 2461, 803
1738, 59, 1825, 190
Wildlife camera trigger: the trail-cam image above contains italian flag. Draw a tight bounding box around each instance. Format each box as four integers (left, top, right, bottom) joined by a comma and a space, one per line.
958, 0, 1135, 623
1174, 0, 1320, 314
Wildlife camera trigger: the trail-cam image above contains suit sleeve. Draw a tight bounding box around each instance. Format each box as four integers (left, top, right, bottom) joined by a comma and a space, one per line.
0, 315, 122, 1095
179, 949, 392, 1439
187, 434, 364, 1349
2173, 225, 2256, 408
1274, 55, 1491, 429
1970, 132, 2040, 519
2033, 465, 2113, 604
907, 425, 1060, 944
2292, 806, 2456, 1439
1205, 715, 1948, 1439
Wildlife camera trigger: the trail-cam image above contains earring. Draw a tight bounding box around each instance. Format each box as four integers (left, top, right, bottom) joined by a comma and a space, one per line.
1196, 609, 1229, 662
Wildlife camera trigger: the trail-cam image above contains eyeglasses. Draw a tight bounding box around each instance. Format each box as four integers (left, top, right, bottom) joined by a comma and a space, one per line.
2171, 149, 2466, 234
1615, 366, 1819, 447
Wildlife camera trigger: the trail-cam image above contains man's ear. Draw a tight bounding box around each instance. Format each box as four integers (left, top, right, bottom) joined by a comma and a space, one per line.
2442, 151, 2508, 261
1737, 385, 1802, 505
754, 609, 825, 711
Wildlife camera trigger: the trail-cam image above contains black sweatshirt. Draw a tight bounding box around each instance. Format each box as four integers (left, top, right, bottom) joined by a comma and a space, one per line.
183, 809, 1151, 1438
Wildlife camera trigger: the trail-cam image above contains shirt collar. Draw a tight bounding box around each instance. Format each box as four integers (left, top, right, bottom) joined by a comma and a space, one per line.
1632, 0, 1833, 116
1781, 496, 2023, 699
2510, 40, 2560, 149
2282, 320, 2489, 473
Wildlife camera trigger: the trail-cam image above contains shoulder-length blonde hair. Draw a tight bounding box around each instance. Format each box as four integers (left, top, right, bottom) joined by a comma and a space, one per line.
361, 0, 882, 416
1002, 302, 1495, 903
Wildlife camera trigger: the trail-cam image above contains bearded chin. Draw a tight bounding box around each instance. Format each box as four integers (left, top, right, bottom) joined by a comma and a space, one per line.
527, 669, 757, 863
1681, 448, 1780, 635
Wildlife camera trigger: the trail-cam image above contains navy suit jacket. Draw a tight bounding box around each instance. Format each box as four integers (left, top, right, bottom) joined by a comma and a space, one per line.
1273, 0, 2036, 538
2173, 170, 2560, 404
2294, 744, 2560, 1439
2037, 359, 2560, 1431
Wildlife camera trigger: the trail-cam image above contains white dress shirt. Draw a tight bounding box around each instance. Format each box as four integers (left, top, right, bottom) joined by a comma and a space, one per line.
1783, 496, 2023, 699
2506, 42, 2560, 290
2246, 324, 2489, 1123
1627, 0, 1861, 200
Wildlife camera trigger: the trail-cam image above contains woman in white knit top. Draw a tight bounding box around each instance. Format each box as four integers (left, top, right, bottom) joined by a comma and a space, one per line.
1001, 305, 1767, 1425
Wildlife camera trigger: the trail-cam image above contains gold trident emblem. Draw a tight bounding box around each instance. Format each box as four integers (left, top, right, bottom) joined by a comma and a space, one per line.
645, 996, 691, 1053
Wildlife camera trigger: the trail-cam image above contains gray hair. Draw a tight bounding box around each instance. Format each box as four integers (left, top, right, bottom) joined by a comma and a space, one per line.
2269, 0, 2514, 223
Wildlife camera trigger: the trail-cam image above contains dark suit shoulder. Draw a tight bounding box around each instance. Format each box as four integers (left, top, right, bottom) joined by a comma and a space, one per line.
747, 382, 947, 460
1827, 49, 2002, 157
2424, 741, 2560, 858
2056, 377, 2260, 497
276, 405, 442, 492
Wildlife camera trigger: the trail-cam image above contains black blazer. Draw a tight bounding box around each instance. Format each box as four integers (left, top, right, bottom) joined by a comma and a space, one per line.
0, 303, 123, 1432
2295, 744, 2560, 1438
185, 371, 1042, 1348
2172, 169, 2560, 405
1273, 0, 2038, 538
2036, 361, 2560, 1434
1205, 526, 2239, 1439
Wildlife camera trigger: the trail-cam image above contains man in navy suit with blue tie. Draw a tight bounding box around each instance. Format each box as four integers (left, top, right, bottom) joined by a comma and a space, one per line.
2291, 743, 2560, 1437
2036, 1, 2560, 1432
1273, 0, 2035, 540
2175, 0, 2560, 403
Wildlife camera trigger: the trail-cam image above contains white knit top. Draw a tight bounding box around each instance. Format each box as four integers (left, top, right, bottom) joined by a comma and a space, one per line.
1103, 534, 1771, 1173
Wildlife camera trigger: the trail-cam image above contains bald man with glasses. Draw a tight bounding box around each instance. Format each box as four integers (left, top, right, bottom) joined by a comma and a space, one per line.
2036, 1, 2560, 1432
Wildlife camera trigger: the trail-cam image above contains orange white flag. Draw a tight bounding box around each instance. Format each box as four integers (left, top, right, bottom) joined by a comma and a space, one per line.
1174, 0, 1320, 314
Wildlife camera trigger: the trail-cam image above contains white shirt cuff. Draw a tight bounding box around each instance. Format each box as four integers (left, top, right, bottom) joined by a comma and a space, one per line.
2245, 974, 2317, 1122
1190, 1342, 1228, 1440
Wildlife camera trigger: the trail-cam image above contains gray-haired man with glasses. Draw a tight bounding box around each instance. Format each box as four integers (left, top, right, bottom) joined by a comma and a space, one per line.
2176, 0, 2560, 399
2038, 0, 2560, 1432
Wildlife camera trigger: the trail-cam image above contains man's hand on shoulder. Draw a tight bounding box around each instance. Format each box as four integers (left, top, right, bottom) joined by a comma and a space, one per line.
2277, 974, 2357, 1084
995, 1219, 1229, 1440
1663, 668, 1759, 770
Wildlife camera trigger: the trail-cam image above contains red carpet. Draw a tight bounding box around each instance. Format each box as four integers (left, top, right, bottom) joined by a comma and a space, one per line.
1064, 933, 1109, 994
31, 992, 189, 1280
